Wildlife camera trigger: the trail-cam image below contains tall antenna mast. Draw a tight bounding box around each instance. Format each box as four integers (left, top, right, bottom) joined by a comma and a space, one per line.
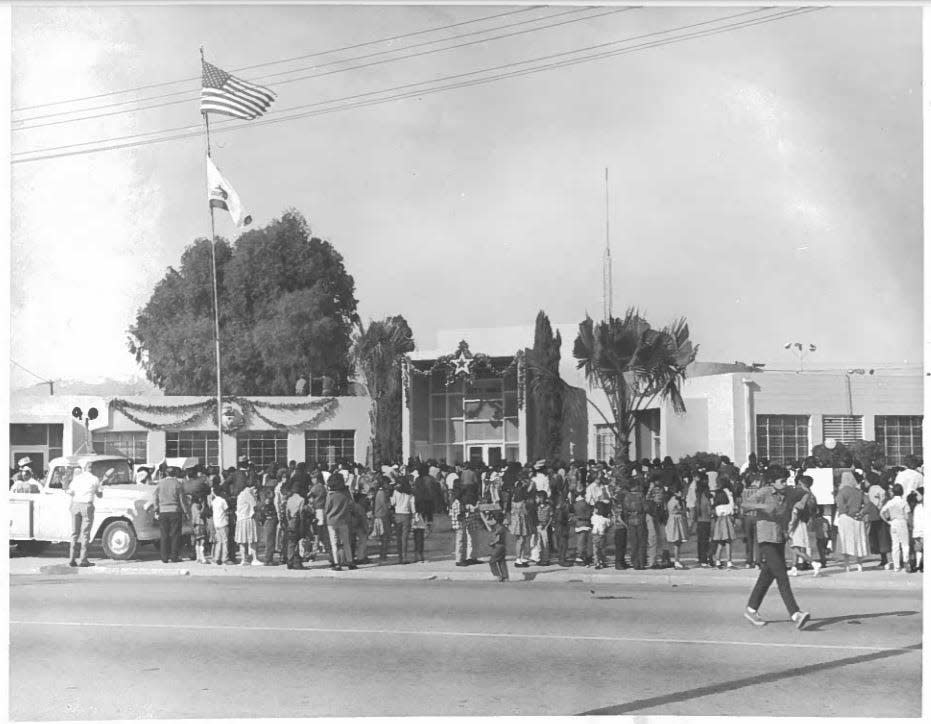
603, 167, 613, 321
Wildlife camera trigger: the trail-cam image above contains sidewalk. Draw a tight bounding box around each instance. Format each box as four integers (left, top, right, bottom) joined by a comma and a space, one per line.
9, 515, 922, 591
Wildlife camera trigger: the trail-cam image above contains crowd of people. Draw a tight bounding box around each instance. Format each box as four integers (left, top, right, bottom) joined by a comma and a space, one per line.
135, 451, 924, 585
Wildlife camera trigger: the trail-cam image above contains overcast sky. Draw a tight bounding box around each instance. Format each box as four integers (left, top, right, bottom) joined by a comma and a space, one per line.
10, 4, 922, 388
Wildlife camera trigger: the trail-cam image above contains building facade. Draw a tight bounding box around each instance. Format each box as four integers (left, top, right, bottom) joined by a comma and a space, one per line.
9, 393, 372, 475
402, 326, 924, 467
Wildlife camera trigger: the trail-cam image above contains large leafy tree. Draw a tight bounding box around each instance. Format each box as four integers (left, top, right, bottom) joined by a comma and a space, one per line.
573, 309, 698, 462
526, 310, 564, 461
128, 210, 359, 395
350, 315, 415, 465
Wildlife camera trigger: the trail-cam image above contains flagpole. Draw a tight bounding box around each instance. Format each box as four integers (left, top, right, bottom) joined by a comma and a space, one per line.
201, 47, 224, 474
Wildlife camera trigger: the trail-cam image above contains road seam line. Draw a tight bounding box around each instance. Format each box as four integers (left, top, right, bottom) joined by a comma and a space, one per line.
8, 619, 918, 654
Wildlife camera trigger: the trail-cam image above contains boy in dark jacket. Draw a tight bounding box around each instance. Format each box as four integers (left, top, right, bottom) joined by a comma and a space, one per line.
551, 493, 571, 566
623, 482, 647, 569
488, 511, 509, 582
572, 492, 593, 566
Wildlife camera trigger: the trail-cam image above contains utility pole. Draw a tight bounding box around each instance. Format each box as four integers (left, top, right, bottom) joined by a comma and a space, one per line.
603, 167, 613, 322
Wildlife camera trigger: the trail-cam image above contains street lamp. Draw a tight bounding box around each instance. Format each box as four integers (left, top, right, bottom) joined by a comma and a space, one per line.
784, 341, 817, 372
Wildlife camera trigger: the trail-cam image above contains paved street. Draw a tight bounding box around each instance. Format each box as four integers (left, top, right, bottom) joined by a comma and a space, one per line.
10, 574, 921, 719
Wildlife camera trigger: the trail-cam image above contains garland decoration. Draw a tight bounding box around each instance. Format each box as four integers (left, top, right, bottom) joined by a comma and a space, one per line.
406, 340, 520, 388
108, 396, 338, 432
110, 397, 216, 430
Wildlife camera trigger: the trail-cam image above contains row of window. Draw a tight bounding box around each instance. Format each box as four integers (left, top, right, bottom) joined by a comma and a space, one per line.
593, 415, 923, 466
756, 414, 921, 465
91, 430, 356, 468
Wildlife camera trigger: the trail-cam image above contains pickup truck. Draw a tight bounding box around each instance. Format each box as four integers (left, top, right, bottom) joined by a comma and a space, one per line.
9, 453, 184, 560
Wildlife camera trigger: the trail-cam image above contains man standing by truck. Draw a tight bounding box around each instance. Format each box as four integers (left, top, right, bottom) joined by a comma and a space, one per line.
68, 461, 103, 567
154, 466, 190, 563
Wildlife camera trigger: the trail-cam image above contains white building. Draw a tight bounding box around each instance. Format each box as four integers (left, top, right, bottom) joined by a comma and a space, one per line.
9, 392, 372, 475
402, 325, 924, 467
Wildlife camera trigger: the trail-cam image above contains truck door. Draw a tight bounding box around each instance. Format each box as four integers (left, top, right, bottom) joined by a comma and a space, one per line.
34, 465, 77, 542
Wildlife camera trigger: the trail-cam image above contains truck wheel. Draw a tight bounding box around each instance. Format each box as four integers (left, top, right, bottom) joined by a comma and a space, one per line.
101, 521, 137, 560
16, 541, 50, 556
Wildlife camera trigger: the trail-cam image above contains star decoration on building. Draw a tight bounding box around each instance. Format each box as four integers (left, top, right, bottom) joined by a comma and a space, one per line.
452, 350, 473, 376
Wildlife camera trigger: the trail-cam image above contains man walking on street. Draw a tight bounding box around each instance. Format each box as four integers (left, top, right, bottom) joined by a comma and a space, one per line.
741, 466, 810, 629
154, 466, 189, 563
67, 461, 103, 567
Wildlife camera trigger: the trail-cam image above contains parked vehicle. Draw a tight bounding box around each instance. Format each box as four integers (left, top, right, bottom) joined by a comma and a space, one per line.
9, 454, 189, 560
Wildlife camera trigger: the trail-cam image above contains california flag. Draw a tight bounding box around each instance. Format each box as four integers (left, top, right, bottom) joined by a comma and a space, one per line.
206, 155, 252, 227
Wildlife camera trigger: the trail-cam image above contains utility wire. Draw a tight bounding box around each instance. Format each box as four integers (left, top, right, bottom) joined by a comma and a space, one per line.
13, 6, 542, 112
14, 6, 624, 129
16, 7, 768, 157
12, 8, 824, 164
10, 359, 53, 383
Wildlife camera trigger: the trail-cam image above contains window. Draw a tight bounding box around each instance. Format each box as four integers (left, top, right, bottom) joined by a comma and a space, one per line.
305, 430, 355, 466
756, 415, 810, 464
875, 416, 923, 466
165, 431, 219, 467
822, 415, 863, 444
595, 424, 617, 463
236, 431, 288, 469
93, 431, 148, 462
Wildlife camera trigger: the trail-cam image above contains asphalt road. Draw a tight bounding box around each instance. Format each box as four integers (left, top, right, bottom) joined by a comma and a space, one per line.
9, 575, 922, 719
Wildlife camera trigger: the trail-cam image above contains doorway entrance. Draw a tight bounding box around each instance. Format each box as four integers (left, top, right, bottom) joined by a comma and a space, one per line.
467, 445, 503, 467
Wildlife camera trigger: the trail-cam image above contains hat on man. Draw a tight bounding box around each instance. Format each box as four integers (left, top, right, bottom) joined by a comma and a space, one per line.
533, 459, 546, 470
17, 457, 31, 468
238, 455, 250, 467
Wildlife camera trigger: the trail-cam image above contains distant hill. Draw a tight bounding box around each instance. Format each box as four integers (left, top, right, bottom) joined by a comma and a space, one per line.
12, 377, 164, 398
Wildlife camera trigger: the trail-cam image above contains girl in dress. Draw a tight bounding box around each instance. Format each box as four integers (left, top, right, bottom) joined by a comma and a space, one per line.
834, 471, 868, 572
190, 494, 208, 564
234, 481, 261, 566
508, 482, 533, 568
712, 480, 736, 569
666, 487, 689, 569
788, 475, 819, 576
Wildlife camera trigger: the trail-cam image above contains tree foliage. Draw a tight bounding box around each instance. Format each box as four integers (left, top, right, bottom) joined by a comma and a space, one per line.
128, 210, 359, 395
526, 310, 563, 461
573, 308, 698, 462
350, 315, 415, 465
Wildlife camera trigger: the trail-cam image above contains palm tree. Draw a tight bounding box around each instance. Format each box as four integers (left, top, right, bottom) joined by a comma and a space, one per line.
572, 309, 698, 462
350, 315, 415, 465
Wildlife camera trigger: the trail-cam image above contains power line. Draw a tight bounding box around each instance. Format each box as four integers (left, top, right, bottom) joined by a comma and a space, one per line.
12, 6, 542, 113
12, 8, 824, 164
10, 359, 52, 383
14, 5, 624, 130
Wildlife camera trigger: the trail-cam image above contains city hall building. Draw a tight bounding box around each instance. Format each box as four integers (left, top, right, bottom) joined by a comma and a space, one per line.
9, 324, 924, 475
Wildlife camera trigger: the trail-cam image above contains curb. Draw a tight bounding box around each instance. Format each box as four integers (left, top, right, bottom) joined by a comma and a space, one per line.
14, 562, 922, 591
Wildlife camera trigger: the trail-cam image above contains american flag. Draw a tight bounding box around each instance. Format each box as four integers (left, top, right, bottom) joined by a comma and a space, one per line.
201, 59, 276, 120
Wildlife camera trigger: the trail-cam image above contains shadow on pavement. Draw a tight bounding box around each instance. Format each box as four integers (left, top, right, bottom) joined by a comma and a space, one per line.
802, 610, 919, 632
578, 642, 922, 716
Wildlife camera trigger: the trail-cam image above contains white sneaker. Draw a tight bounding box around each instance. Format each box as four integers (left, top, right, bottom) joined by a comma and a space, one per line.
792, 611, 811, 630
854, 563, 863, 573
239, 561, 248, 567
726, 561, 735, 569
788, 567, 798, 577
812, 561, 822, 577
884, 562, 893, 571
743, 608, 766, 627
251, 559, 264, 566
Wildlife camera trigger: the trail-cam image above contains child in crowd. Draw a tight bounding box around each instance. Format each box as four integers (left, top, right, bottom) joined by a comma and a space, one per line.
812, 506, 832, 571
665, 486, 688, 569
190, 494, 208, 564
712, 481, 735, 569
788, 475, 819, 576
909, 488, 923, 573
211, 484, 229, 566
488, 511, 509, 582
572, 491, 593, 566
551, 492, 571, 567
591, 500, 612, 569
533, 490, 552, 566
352, 492, 372, 564
235, 481, 261, 566
881, 483, 910, 572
